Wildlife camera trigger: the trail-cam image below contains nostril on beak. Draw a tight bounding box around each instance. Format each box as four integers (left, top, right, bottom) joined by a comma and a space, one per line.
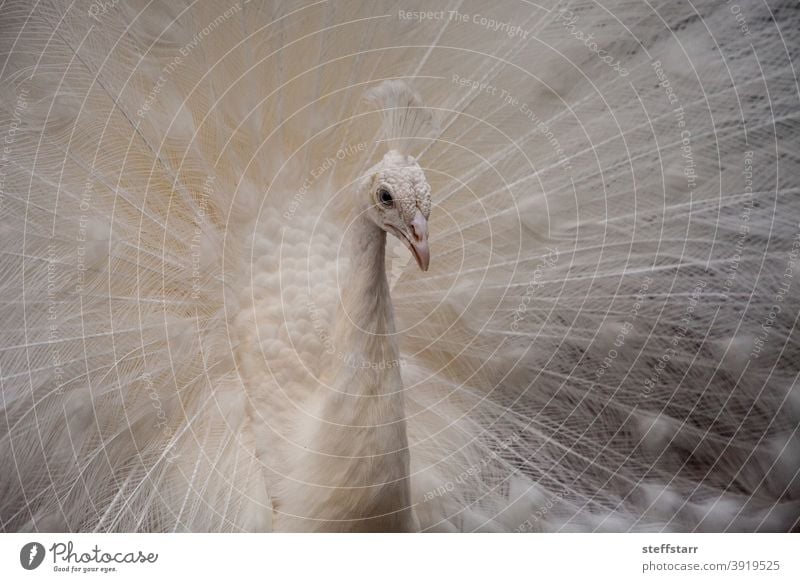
409, 211, 428, 243
406, 211, 430, 271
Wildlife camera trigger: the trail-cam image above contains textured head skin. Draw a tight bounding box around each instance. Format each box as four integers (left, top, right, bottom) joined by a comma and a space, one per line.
362, 150, 431, 270
371, 151, 431, 220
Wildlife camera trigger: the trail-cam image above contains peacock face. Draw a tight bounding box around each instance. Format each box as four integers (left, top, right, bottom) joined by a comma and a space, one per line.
367, 150, 431, 271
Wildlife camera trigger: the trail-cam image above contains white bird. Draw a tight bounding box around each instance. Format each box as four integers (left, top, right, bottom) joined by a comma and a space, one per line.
0, 0, 798, 532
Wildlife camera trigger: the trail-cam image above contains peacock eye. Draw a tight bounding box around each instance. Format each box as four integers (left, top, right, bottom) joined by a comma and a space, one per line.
377, 188, 394, 208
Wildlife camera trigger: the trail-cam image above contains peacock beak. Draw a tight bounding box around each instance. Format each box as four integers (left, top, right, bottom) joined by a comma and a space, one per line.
407, 211, 429, 271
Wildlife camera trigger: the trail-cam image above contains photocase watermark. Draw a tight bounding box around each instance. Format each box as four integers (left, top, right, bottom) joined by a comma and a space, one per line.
47, 242, 65, 394
306, 297, 406, 370
640, 280, 706, 400
652, 59, 679, 107
519, 104, 574, 173
722, 151, 754, 297
190, 174, 214, 300
725, 0, 753, 39
451, 74, 515, 106
338, 353, 407, 370
421, 432, 520, 502
398, 9, 530, 40
450, 75, 573, 173
87, 0, 120, 21
284, 142, 367, 220
46, 540, 158, 574
20, 542, 45, 570
74, 177, 94, 296
594, 276, 653, 381
141, 373, 179, 463
137, 2, 245, 117
514, 489, 567, 532
1, 85, 29, 214
307, 297, 334, 354
2, 87, 66, 392
749, 224, 800, 360
652, 60, 696, 195
510, 247, 559, 331
676, 111, 697, 194
554, 9, 629, 77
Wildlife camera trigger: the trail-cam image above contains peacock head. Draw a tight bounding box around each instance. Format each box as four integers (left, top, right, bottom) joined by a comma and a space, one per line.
362, 150, 431, 271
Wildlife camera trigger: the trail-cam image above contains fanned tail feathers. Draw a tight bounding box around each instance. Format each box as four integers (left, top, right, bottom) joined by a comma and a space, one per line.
1, 0, 799, 531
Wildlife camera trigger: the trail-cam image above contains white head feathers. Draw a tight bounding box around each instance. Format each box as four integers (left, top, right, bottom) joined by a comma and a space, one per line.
363, 80, 438, 157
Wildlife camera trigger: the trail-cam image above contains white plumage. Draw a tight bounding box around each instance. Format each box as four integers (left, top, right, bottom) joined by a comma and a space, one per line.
1, 0, 798, 532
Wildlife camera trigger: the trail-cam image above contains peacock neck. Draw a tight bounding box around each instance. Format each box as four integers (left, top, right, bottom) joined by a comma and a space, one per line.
278, 213, 416, 532
332, 215, 399, 384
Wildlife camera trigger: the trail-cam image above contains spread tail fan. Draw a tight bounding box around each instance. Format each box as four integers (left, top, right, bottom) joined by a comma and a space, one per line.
0, 0, 798, 532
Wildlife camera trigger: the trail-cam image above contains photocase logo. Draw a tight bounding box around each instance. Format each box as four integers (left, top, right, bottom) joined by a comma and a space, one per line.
20, 542, 46, 570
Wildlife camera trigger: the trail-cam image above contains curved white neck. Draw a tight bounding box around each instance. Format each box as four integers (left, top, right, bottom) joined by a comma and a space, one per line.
278, 215, 416, 532
329, 217, 396, 383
